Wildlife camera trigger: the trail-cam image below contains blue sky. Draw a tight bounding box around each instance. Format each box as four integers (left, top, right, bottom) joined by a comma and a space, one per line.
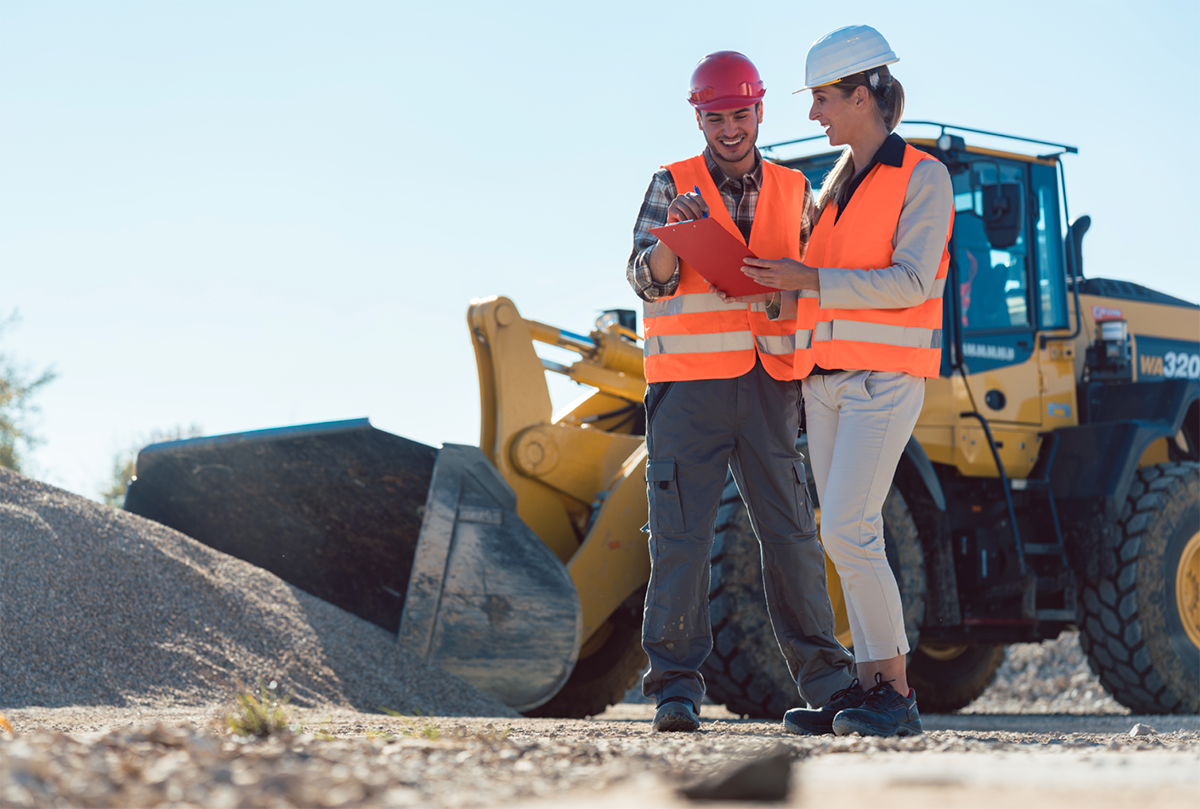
2, 0, 1198, 498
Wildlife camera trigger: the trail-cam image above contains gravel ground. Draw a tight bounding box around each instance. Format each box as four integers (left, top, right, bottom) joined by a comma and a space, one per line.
3, 706, 1197, 809
964, 632, 1128, 715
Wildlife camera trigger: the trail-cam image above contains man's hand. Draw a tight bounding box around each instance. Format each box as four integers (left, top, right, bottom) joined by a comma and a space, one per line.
741, 257, 819, 291
649, 190, 709, 284
666, 190, 709, 224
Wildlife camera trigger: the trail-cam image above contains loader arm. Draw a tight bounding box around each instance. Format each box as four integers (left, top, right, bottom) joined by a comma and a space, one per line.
468, 296, 651, 641
124, 295, 653, 713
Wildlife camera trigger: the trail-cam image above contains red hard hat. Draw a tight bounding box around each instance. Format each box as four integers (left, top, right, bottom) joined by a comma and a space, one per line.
688, 51, 766, 110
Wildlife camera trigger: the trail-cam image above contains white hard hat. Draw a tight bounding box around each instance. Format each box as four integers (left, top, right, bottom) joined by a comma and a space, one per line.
792, 25, 899, 93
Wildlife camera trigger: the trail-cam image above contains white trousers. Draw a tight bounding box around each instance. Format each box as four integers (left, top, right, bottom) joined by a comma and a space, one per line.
802, 370, 925, 663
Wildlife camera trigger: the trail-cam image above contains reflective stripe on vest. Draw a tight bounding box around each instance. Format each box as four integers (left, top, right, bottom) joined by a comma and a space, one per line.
798, 144, 952, 379
644, 292, 747, 317
813, 320, 942, 349
641, 155, 810, 383
756, 333, 796, 354
645, 330, 754, 356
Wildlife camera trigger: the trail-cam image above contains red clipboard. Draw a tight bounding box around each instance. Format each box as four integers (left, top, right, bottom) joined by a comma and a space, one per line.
650, 217, 777, 297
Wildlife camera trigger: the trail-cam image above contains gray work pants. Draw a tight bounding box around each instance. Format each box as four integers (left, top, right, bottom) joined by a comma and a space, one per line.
641, 358, 855, 709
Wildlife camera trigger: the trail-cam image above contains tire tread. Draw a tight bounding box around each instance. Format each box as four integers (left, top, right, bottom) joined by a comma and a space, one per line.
1077, 462, 1199, 714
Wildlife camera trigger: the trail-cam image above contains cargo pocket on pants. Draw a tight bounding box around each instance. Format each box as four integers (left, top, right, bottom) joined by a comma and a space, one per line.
792, 459, 817, 537
646, 458, 685, 535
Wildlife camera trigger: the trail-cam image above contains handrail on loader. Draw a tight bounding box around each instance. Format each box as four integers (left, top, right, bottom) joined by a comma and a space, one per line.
763, 121, 1078, 158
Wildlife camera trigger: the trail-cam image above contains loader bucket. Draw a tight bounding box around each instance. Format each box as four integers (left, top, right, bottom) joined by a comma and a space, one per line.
124, 419, 435, 633
125, 420, 581, 710
399, 443, 580, 710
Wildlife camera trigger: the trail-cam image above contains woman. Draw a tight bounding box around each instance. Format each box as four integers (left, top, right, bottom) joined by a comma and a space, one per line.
740, 25, 953, 738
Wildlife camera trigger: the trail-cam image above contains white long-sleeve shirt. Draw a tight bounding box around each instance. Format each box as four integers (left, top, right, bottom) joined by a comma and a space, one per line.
775, 135, 953, 327
816, 156, 953, 310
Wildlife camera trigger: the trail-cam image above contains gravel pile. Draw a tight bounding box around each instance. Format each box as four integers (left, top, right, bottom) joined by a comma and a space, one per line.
0, 468, 514, 717
967, 631, 1128, 714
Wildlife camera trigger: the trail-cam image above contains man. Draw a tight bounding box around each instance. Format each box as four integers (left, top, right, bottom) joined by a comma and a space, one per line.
627, 51, 857, 733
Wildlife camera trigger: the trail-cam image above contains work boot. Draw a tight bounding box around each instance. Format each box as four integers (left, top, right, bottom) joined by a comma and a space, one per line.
652, 696, 700, 733
831, 673, 922, 737
782, 678, 866, 736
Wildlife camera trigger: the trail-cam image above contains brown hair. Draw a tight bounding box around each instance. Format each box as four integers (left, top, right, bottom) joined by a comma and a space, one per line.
814, 66, 906, 216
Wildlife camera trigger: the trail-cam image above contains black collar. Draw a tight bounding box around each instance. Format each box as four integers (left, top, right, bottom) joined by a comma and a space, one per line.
836, 132, 907, 220
874, 131, 907, 168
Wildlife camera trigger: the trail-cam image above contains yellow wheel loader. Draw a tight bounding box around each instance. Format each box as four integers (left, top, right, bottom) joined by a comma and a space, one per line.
126, 122, 1199, 718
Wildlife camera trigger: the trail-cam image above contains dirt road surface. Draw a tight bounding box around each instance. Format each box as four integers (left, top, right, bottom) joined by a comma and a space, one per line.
4, 703, 1197, 809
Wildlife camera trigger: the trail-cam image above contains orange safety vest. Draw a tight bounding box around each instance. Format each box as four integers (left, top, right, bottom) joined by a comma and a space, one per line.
642, 156, 808, 383
797, 144, 952, 379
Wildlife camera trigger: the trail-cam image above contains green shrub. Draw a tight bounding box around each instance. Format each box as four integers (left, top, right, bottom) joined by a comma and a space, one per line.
226, 681, 294, 738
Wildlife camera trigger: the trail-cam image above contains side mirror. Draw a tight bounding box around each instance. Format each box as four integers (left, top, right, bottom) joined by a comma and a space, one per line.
981, 183, 1023, 249
1067, 215, 1091, 279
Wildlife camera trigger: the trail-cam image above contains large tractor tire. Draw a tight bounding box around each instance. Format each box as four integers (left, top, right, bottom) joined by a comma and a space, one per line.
523, 589, 647, 718
1078, 462, 1200, 714
701, 474, 925, 719
907, 643, 1006, 712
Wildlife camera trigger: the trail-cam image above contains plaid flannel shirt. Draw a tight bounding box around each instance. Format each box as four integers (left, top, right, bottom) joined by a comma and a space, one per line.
626, 147, 814, 302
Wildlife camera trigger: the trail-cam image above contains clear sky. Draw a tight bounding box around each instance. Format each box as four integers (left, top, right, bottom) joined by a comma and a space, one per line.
2, 0, 1198, 499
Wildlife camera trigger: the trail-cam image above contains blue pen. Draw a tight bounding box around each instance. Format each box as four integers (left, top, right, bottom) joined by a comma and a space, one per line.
693, 185, 709, 218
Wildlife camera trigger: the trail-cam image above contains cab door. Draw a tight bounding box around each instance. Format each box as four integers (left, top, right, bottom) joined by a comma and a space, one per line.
951, 157, 1042, 425
1028, 161, 1076, 431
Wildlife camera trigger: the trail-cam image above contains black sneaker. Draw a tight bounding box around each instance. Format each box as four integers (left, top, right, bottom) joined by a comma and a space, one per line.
782, 678, 865, 736
831, 674, 922, 737
653, 696, 700, 733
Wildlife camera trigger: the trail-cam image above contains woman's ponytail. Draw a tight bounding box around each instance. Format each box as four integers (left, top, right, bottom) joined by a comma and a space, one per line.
881, 74, 904, 132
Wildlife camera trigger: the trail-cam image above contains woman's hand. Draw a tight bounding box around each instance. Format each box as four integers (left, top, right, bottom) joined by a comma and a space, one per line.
741, 257, 820, 292
709, 285, 777, 305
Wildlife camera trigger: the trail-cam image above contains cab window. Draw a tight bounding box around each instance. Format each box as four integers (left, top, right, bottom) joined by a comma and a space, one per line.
952, 160, 1030, 331
1031, 163, 1068, 330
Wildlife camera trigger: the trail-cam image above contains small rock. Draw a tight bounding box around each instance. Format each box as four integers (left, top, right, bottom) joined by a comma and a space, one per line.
678, 743, 796, 802
1130, 723, 1158, 738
